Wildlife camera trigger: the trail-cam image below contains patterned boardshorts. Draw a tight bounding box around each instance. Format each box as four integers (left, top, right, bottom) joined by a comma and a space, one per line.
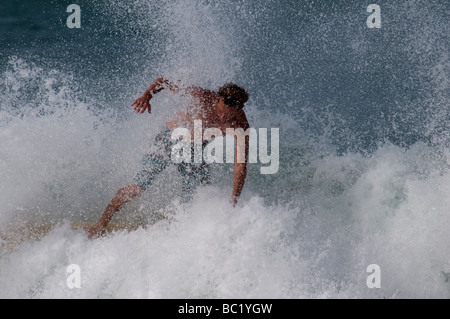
133, 128, 211, 194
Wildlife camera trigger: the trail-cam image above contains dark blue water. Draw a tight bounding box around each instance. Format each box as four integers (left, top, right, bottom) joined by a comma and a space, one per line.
2, 0, 448, 152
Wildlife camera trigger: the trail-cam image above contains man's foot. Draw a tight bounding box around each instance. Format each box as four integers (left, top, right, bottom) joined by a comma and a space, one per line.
87, 221, 107, 239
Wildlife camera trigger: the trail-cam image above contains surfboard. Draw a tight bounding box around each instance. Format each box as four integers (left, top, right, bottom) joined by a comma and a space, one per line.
70, 222, 147, 233
0, 222, 148, 252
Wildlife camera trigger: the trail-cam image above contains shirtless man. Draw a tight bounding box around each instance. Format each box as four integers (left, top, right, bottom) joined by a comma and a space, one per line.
87, 77, 250, 239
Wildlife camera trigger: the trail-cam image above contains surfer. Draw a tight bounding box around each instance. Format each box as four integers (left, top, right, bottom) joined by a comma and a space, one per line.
87, 77, 250, 239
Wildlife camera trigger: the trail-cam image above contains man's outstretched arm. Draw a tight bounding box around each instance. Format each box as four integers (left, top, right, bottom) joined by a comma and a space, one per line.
131, 77, 176, 114
132, 77, 202, 114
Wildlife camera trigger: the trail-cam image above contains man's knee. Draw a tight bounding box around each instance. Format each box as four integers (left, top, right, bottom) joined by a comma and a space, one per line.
116, 184, 143, 202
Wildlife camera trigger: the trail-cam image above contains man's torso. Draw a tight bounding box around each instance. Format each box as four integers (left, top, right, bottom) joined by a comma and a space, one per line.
166, 88, 249, 135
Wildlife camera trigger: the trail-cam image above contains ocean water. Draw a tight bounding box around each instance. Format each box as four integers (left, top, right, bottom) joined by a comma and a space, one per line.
0, 0, 449, 298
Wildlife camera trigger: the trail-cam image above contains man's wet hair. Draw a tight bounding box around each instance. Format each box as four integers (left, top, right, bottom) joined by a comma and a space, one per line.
218, 83, 249, 110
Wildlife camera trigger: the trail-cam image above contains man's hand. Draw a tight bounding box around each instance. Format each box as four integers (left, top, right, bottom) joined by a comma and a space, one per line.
132, 94, 152, 114
230, 195, 239, 207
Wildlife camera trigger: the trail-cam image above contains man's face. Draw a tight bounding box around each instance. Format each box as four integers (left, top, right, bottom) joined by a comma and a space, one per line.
216, 97, 239, 122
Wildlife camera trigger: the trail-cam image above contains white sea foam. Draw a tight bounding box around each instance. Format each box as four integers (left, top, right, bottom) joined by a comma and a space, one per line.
0, 151, 449, 298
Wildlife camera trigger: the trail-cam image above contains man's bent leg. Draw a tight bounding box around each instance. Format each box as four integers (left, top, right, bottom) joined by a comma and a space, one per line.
87, 184, 143, 239
87, 130, 173, 239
